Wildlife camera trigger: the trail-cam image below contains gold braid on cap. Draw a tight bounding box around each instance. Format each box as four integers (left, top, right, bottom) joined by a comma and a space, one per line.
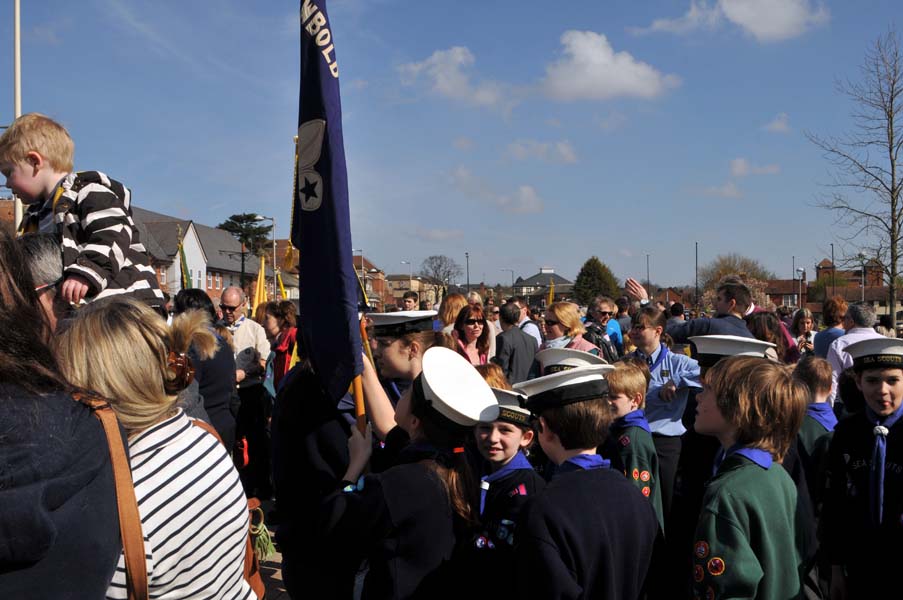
165, 351, 195, 394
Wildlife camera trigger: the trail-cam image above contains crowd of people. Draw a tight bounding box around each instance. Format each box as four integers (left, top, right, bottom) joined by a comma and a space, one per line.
3, 111, 903, 599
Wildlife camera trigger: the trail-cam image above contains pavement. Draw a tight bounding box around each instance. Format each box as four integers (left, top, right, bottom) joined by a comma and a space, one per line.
258, 500, 289, 599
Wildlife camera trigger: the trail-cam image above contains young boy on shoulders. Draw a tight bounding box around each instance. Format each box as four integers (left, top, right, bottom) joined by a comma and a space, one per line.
822, 337, 903, 597
513, 365, 659, 599
604, 361, 664, 531
691, 355, 809, 599
0, 113, 163, 307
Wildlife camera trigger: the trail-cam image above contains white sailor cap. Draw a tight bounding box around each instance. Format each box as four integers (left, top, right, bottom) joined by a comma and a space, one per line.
845, 337, 903, 371
414, 347, 499, 428
689, 335, 776, 368
368, 310, 437, 337
513, 364, 614, 414
489, 388, 532, 427
534, 348, 608, 376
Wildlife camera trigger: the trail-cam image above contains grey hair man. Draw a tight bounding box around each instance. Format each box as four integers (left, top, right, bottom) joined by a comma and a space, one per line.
20, 233, 67, 331
827, 302, 883, 404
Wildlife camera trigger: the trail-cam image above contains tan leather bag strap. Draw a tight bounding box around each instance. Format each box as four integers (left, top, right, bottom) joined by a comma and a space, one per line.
74, 392, 149, 600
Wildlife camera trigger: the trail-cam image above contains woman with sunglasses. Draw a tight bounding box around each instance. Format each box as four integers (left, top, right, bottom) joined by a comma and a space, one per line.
453, 304, 491, 366
627, 305, 701, 525
541, 301, 600, 355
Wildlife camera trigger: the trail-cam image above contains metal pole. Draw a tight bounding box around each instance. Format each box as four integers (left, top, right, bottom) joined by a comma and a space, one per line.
792, 255, 797, 306
13, 0, 23, 230
830, 243, 835, 297
272, 216, 277, 298
465, 252, 470, 293
862, 259, 866, 303
695, 241, 698, 310
646, 254, 650, 295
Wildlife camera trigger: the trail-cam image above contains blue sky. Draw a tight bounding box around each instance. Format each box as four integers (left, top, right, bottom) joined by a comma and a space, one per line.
1, 0, 898, 287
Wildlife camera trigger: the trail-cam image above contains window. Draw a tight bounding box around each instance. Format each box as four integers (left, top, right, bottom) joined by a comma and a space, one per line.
207, 273, 213, 289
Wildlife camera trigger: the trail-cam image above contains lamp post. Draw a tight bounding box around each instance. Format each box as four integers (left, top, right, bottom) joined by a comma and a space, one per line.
859, 254, 866, 303
501, 268, 515, 296
352, 248, 364, 280
253, 214, 277, 297
796, 267, 805, 308
465, 252, 470, 293
695, 241, 699, 310
830, 243, 835, 297
646, 254, 651, 298
401, 260, 412, 293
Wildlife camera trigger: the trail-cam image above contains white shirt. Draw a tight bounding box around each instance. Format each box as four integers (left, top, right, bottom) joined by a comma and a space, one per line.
827, 327, 884, 404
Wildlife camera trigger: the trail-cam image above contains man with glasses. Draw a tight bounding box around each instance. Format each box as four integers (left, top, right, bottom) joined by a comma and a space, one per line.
511, 295, 542, 348
583, 296, 620, 362
20, 233, 68, 331
826, 302, 883, 405
221, 285, 273, 497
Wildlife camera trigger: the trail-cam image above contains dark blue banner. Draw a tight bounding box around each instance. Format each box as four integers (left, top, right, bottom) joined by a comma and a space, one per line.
291, 0, 362, 401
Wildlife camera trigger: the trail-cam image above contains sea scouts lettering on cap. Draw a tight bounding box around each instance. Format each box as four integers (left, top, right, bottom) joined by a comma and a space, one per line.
640, 470, 650, 482
707, 557, 725, 576
301, 0, 339, 78
694, 540, 710, 559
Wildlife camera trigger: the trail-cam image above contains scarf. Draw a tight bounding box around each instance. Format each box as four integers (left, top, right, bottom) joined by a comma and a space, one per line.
613, 409, 652, 434
544, 335, 572, 349
712, 444, 773, 477
865, 403, 903, 525
556, 454, 610, 477
806, 402, 838, 432
479, 451, 533, 515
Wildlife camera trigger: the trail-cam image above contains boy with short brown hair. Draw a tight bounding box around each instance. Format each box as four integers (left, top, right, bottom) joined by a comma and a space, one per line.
0, 113, 162, 306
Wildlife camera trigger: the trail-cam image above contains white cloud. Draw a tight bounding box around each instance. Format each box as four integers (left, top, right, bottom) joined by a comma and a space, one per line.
630, 0, 829, 43
451, 166, 544, 214
730, 158, 780, 177
618, 248, 634, 258
763, 112, 790, 133
347, 79, 368, 91
703, 181, 742, 198
453, 137, 474, 150
628, 0, 721, 35
414, 227, 463, 242
506, 139, 578, 164
542, 31, 680, 101
398, 47, 511, 110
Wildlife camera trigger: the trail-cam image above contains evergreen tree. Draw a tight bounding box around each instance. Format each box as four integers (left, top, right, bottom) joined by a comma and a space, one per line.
573, 256, 620, 305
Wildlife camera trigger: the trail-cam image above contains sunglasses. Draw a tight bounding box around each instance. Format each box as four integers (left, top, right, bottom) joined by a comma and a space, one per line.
221, 304, 241, 312
594, 310, 613, 316
491, 310, 500, 314
545, 319, 560, 326
464, 319, 484, 326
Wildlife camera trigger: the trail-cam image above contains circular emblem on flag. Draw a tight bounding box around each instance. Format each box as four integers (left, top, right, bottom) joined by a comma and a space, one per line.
693, 565, 704, 583
640, 470, 651, 482
694, 540, 710, 559
642, 486, 651, 497
707, 557, 725, 576
705, 586, 716, 600
619, 434, 630, 447
632, 468, 640, 480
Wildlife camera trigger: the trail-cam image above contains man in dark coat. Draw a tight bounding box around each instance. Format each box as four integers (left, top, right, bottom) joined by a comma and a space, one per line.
492, 301, 538, 385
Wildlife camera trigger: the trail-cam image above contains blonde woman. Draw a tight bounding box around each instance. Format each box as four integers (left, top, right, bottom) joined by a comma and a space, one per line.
542, 301, 600, 354
55, 298, 254, 600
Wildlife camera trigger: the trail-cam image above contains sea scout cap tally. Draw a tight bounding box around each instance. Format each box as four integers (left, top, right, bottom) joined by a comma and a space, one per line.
534, 348, 608, 375
689, 335, 776, 368
514, 365, 614, 414
489, 388, 532, 427
368, 310, 437, 337
845, 337, 903, 371
413, 346, 499, 429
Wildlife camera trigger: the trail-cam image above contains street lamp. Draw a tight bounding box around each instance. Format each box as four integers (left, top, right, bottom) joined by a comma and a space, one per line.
352, 248, 364, 281
465, 252, 470, 293
501, 268, 515, 294
253, 214, 277, 298
858, 253, 866, 303
401, 260, 412, 293
795, 267, 805, 308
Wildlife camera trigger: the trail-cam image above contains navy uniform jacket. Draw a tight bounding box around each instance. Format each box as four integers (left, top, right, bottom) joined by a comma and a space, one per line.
515, 468, 659, 599
666, 314, 753, 344
319, 446, 464, 600
822, 412, 903, 595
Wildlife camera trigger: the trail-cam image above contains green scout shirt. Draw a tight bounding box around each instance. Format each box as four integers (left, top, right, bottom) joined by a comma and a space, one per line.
611, 424, 665, 532
692, 453, 806, 599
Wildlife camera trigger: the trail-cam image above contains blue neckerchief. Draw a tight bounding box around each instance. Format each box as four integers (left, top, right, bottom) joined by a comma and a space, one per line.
865, 403, 903, 525
226, 315, 245, 333
806, 402, 838, 432
557, 454, 610, 477
634, 344, 668, 373
480, 451, 533, 515
613, 409, 652, 434
712, 444, 773, 477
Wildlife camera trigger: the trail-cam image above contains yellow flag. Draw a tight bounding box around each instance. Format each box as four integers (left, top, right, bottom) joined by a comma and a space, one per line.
547, 278, 555, 305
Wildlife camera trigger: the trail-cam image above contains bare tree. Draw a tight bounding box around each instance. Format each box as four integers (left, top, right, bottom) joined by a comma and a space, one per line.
807, 30, 903, 328
419, 255, 462, 299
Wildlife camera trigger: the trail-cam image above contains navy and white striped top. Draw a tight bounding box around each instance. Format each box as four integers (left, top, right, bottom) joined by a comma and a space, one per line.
106, 410, 253, 600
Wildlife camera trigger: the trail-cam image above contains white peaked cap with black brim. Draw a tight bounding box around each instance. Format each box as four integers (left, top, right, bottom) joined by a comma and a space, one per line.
845, 337, 903, 371
513, 364, 614, 414
489, 388, 532, 427
419, 346, 499, 427
368, 310, 437, 337
689, 335, 776, 368
534, 347, 608, 376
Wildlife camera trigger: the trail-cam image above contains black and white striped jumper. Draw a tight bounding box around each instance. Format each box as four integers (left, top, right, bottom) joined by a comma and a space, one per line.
105, 410, 254, 600
20, 171, 164, 304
